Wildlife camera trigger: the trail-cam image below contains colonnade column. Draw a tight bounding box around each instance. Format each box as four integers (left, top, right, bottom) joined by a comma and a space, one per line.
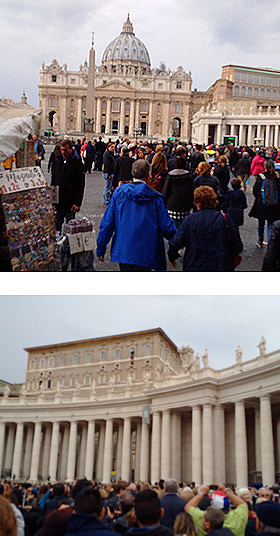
129, 99, 135, 136
12, 422, 24, 479
59, 425, 70, 480
85, 420, 95, 480
134, 422, 141, 481
265, 126, 271, 148
151, 412, 161, 484
49, 422, 60, 481
140, 421, 149, 482
217, 123, 222, 145
202, 404, 213, 483
96, 98, 102, 134
23, 426, 33, 479
41, 425, 52, 480
4, 425, 15, 471
103, 418, 113, 482
115, 422, 123, 480
105, 98, 111, 134
148, 101, 153, 137
213, 405, 225, 483
204, 124, 209, 145
274, 125, 279, 148
230, 124, 235, 136
135, 99, 140, 129
239, 124, 244, 145
192, 406, 201, 486
78, 424, 87, 477
76, 96, 83, 132
120, 99, 125, 136
161, 410, 170, 480
255, 408, 261, 471
66, 421, 78, 482
0, 422, 6, 477
96, 423, 105, 481
260, 395, 275, 485
257, 124, 262, 140
247, 125, 253, 146
121, 417, 131, 481
235, 401, 248, 487
30, 422, 42, 482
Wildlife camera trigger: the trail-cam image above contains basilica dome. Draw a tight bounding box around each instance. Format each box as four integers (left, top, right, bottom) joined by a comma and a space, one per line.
102, 15, 151, 68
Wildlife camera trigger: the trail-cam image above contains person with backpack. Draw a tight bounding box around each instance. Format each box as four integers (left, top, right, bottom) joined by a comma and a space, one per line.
32, 134, 45, 167
249, 160, 280, 248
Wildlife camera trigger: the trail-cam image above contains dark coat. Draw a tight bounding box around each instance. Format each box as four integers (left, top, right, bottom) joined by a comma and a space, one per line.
193, 174, 223, 200
56, 150, 85, 211
128, 525, 173, 536
168, 209, 243, 271
65, 513, 115, 536
248, 172, 280, 222
103, 149, 116, 174
208, 528, 235, 536
160, 493, 187, 530
213, 164, 230, 194
48, 152, 63, 186
223, 189, 247, 227
113, 155, 134, 187
236, 157, 251, 176
190, 151, 205, 171
262, 220, 280, 271
162, 169, 193, 212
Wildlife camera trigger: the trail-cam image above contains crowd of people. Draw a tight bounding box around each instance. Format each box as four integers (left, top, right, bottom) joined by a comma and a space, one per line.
0, 477, 279, 536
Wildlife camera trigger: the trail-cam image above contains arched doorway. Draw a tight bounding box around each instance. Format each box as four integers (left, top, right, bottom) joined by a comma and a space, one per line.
172, 117, 181, 137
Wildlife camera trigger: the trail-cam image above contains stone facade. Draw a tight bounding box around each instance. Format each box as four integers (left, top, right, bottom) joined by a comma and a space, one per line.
1, 328, 280, 486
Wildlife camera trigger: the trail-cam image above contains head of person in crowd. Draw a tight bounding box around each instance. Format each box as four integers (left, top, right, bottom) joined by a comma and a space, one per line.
194, 185, 218, 211
218, 155, 227, 168
136, 147, 145, 159
179, 487, 194, 502
164, 478, 178, 494
0, 495, 17, 536
132, 159, 151, 181
202, 506, 225, 533
242, 151, 249, 159
52, 483, 65, 498
196, 144, 203, 152
134, 489, 163, 527
116, 480, 129, 495
127, 483, 137, 496
237, 488, 251, 504
266, 159, 278, 179
174, 511, 198, 536
107, 142, 115, 153
144, 143, 153, 154
71, 479, 93, 499
175, 156, 187, 170
119, 492, 135, 514
75, 487, 104, 518
230, 177, 242, 191
176, 145, 186, 158
60, 139, 74, 161
42, 507, 74, 536
151, 144, 168, 172
258, 488, 272, 500
196, 161, 212, 177
255, 500, 280, 535
121, 147, 130, 157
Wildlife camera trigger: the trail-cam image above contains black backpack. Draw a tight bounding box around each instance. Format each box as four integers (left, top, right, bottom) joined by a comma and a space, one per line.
260, 173, 278, 206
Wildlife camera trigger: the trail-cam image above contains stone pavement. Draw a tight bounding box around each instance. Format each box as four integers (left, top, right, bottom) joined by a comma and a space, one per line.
42, 145, 267, 272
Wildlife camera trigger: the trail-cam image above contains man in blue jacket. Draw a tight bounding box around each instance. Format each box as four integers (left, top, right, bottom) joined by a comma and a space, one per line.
65, 487, 115, 536
97, 159, 177, 271
160, 479, 187, 531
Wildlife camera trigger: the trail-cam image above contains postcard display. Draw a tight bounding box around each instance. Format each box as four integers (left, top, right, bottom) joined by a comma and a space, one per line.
0, 167, 60, 271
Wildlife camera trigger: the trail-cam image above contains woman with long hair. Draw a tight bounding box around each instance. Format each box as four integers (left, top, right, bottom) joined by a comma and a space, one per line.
148, 144, 168, 192
174, 511, 198, 536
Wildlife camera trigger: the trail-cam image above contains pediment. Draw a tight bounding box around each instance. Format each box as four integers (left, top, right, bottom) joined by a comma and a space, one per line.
99, 80, 134, 91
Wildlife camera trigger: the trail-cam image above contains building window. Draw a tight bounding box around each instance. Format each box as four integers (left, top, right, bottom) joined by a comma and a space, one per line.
58, 356, 65, 366
144, 344, 152, 355
124, 126, 129, 134
176, 81, 182, 89
48, 357, 53, 367
158, 83, 163, 89
112, 120, 118, 133
40, 358, 45, 368
267, 89, 271, 98
84, 352, 92, 363
30, 360, 35, 369
261, 76, 266, 84
248, 87, 252, 97
58, 378, 64, 386
98, 374, 105, 384
71, 78, 75, 84
175, 103, 181, 114
28, 381, 33, 391
234, 72, 240, 82
241, 86, 246, 96
51, 75, 57, 82
102, 101, 106, 110
234, 85, 240, 95
273, 90, 277, 99
101, 125, 105, 133
241, 73, 247, 82
142, 101, 147, 112
99, 350, 107, 361
114, 373, 120, 383
113, 100, 119, 110
260, 88, 265, 98
71, 376, 76, 387
51, 97, 56, 107
84, 374, 90, 385
254, 87, 259, 97
125, 102, 130, 111
114, 349, 122, 359
47, 379, 52, 389
72, 354, 79, 364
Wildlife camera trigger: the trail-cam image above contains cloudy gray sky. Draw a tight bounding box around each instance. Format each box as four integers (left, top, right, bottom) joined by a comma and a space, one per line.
1, 295, 279, 384
2, 0, 280, 108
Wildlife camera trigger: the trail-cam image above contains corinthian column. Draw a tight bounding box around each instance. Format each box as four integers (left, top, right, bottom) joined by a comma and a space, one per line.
49, 422, 60, 481
129, 100, 135, 136
202, 404, 213, 483
260, 395, 275, 485
103, 418, 113, 482
66, 421, 78, 482
151, 412, 161, 484
192, 406, 201, 486
140, 422, 149, 481
161, 410, 171, 480
0, 422, 6, 477
105, 99, 111, 134
235, 401, 248, 487
12, 422, 24, 479
121, 417, 131, 481
120, 99, 125, 136
96, 98, 102, 134
30, 422, 42, 482
213, 405, 225, 483
85, 420, 95, 480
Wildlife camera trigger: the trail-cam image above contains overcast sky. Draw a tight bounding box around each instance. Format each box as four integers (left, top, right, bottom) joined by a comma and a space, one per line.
1, 295, 279, 384
2, 0, 280, 108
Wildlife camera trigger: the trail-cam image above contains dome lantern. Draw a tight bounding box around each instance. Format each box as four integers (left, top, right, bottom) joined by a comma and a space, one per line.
101, 16, 151, 68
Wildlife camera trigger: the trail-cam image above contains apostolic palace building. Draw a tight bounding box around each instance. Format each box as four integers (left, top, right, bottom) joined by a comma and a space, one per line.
0, 328, 280, 488
37, 15, 280, 146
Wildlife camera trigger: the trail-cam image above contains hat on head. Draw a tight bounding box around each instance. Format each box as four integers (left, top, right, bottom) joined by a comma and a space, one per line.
255, 500, 280, 528
212, 491, 230, 511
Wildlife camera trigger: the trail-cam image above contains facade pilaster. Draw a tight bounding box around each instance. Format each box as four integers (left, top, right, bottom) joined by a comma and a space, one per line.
257, 124, 262, 140
4, 425, 16, 472
192, 406, 201, 486
0, 422, 6, 478
129, 99, 135, 136
49, 422, 60, 481
235, 401, 248, 487
140, 422, 149, 482
121, 418, 131, 481
23, 426, 33, 479
255, 408, 261, 471
163, 101, 170, 138
230, 124, 235, 136
260, 395, 275, 485
213, 405, 225, 483
30, 422, 42, 481
202, 404, 213, 483
96, 423, 105, 481
120, 99, 125, 136
41, 425, 52, 480
115, 422, 123, 480
105, 98, 111, 134
148, 100, 154, 137
12, 422, 24, 479
103, 418, 113, 482
204, 123, 209, 145
96, 98, 102, 134
85, 420, 95, 480
76, 96, 83, 133
161, 410, 171, 480
59, 425, 69, 481
66, 421, 78, 482
134, 422, 141, 482
151, 411, 161, 484
60, 95, 67, 135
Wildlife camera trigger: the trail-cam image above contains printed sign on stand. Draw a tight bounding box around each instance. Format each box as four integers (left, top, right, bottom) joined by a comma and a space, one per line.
0, 167, 46, 194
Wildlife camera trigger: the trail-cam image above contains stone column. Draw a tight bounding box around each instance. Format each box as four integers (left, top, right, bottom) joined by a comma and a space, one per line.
120, 99, 125, 136
78, 424, 88, 478
105, 98, 111, 134
115, 422, 123, 480
30, 422, 42, 481
4, 425, 16, 472
255, 408, 261, 471
202, 404, 213, 483
217, 123, 222, 145
66, 421, 78, 482
140, 422, 149, 482
76, 96, 83, 132
161, 410, 171, 480
96, 423, 105, 481
192, 406, 201, 486
151, 412, 161, 484
171, 414, 181, 482
204, 123, 209, 144
96, 98, 102, 134
121, 417, 131, 481
85, 420, 95, 480
134, 422, 141, 481
12, 422, 24, 479
213, 405, 225, 483
103, 418, 113, 482
148, 100, 154, 137
129, 99, 135, 136
0, 422, 6, 477
230, 124, 235, 136
60, 95, 67, 135
239, 124, 244, 145
23, 426, 33, 479
256, 124, 262, 140
274, 124, 279, 148
260, 395, 275, 485
49, 422, 60, 481
235, 401, 248, 487
41, 425, 52, 480
247, 124, 253, 146
59, 425, 70, 480
163, 101, 170, 138
135, 99, 140, 129
276, 420, 280, 474
265, 125, 271, 148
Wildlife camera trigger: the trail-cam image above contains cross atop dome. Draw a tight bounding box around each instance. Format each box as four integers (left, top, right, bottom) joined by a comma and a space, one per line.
122, 14, 134, 35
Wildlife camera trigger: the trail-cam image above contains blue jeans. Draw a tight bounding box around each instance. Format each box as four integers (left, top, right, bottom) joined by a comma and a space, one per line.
258, 219, 273, 243
103, 173, 113, 205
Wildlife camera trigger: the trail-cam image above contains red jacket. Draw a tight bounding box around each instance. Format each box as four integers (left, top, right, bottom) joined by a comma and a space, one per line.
250, 155, 265, 175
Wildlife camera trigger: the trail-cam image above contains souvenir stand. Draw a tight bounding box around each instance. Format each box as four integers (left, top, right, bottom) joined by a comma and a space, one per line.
0, 167, 60, 271
59, 217, 95, 271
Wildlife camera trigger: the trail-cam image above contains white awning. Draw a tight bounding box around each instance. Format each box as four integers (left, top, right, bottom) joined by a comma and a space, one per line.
0, 106, 41, 163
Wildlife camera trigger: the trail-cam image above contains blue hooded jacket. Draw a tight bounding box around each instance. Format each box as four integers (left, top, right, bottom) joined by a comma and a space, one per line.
65, 513, 115, 536
96, 182, 177, 270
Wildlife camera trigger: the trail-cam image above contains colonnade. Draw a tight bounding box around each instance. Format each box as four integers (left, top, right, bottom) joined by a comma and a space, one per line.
200, 120, 280, 147
95, 96, 158, 137
0, 395, 278, 485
